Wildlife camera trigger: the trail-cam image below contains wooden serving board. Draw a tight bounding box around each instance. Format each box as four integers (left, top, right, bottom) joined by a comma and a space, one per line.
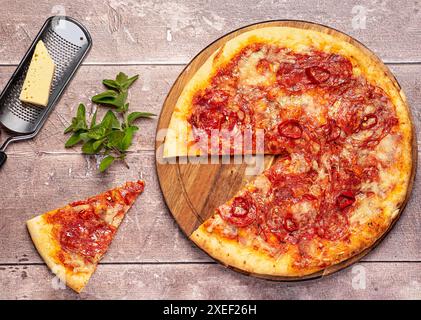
155, 20, 417, 280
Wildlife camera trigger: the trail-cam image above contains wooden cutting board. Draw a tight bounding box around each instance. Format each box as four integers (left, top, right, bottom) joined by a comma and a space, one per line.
155, 20, 416, 280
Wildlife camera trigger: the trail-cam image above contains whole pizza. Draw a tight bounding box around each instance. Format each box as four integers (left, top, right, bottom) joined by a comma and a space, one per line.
162, 26, 414, 277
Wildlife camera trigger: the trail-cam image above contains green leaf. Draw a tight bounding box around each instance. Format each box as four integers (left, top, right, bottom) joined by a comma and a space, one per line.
92, 90, 128, 110
119, 126, 139, 151
79, 132, 91, 142
92, 90, 118, 104
64, 124, 73, 134
99, 155, 115, 172
81, 140, 96, 154
121, 74, 139, 90
64, 132, 83, 148
100, 110, 120, 130
114, 91, 128, 110
115, 72, 128, 85
127, 111, 156, 125
102, 79, 120, 90
64, 104, 87, 133
102, 73, 138, 92
121, 103, 129, 113
77, 103, 86, 119
106, 130, 125, 149
73, 104, 87, 131
90, 109, 97, 129
92, 138, 106, 152
87, 110, 120, 141
87, 126, 108, 140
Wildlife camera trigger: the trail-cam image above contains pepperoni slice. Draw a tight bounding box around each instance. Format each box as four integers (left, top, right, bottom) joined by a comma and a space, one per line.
266, 206, 284, 231
316, 211, 349, 241
278, 120, 302, 139
305, 66, 330, 84
360, 113, 378, 130
189, 105, 223, 131
48, 207, 116, 262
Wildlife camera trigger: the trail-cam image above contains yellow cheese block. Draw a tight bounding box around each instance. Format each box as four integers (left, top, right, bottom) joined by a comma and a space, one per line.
19, 40, 55, 107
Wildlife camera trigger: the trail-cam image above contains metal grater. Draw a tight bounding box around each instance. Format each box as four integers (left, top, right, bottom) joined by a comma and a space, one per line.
0, 16, 92, 168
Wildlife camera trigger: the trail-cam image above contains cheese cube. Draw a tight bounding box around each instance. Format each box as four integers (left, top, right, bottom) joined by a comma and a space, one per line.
19, 40, 55, 107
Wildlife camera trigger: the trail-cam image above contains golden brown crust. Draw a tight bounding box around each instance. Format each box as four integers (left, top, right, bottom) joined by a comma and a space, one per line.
180, 26, 413, 278
191, 209, 398, 277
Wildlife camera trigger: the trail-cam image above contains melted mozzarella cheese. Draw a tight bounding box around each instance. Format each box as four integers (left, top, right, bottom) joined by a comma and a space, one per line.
238, 51, 276, 86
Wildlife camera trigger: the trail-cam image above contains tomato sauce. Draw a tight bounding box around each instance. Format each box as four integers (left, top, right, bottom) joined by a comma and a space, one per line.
47, 207, 116, 263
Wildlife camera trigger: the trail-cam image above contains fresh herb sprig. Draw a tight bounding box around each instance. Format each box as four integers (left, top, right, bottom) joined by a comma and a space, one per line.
64, 72, 155, 172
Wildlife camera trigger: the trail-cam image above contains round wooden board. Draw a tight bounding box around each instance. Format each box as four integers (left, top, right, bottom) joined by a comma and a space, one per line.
155, 20, 417, 281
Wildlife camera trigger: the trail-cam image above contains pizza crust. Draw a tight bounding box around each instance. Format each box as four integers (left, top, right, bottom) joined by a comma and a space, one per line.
163, 48, 221, 158
190, 224, 298, 277
191, 209, 396, 277
27, 214, 94, 293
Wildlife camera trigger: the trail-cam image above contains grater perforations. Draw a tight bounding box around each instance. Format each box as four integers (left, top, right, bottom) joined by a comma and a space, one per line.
42, 28, 82, 92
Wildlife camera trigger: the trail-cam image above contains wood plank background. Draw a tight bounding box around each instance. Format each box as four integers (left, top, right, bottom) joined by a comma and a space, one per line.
0, 0, 420, 299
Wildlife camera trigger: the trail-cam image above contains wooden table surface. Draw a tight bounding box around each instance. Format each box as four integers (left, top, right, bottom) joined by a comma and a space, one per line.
0, 0, 420, 300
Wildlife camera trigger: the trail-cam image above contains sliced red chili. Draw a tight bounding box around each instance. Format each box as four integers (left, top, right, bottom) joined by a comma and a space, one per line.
301, 193, 318, 201
336, 191, 356, 210
224, 194, 257, 227
284, 216, 299, 232
278, 120, 302, 139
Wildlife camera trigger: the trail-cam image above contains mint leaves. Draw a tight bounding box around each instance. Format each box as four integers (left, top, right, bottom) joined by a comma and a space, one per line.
64, 72, 155, 172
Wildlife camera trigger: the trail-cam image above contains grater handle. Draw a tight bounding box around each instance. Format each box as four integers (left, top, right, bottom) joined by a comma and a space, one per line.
0, 151, 6, 169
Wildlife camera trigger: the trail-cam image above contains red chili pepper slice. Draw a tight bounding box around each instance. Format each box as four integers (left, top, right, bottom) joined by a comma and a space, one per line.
284, 216, 299, 232
224, 194, 257, 227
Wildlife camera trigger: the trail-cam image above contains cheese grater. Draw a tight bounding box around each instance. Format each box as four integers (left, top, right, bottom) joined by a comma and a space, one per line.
0, 16, 92, 168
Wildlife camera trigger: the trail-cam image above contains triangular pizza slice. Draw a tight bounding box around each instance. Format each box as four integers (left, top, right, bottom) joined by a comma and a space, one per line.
27, 180, 145, 292
191, 146, 404, 277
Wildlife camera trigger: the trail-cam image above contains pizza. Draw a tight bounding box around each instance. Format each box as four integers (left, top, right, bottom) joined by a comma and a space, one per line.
26, 180, 145, 292
163, 26, 414, 277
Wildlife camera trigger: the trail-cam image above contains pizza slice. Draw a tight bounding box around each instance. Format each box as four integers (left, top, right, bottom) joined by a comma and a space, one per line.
26, 180, 145, 292
191, 149, 402, 277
